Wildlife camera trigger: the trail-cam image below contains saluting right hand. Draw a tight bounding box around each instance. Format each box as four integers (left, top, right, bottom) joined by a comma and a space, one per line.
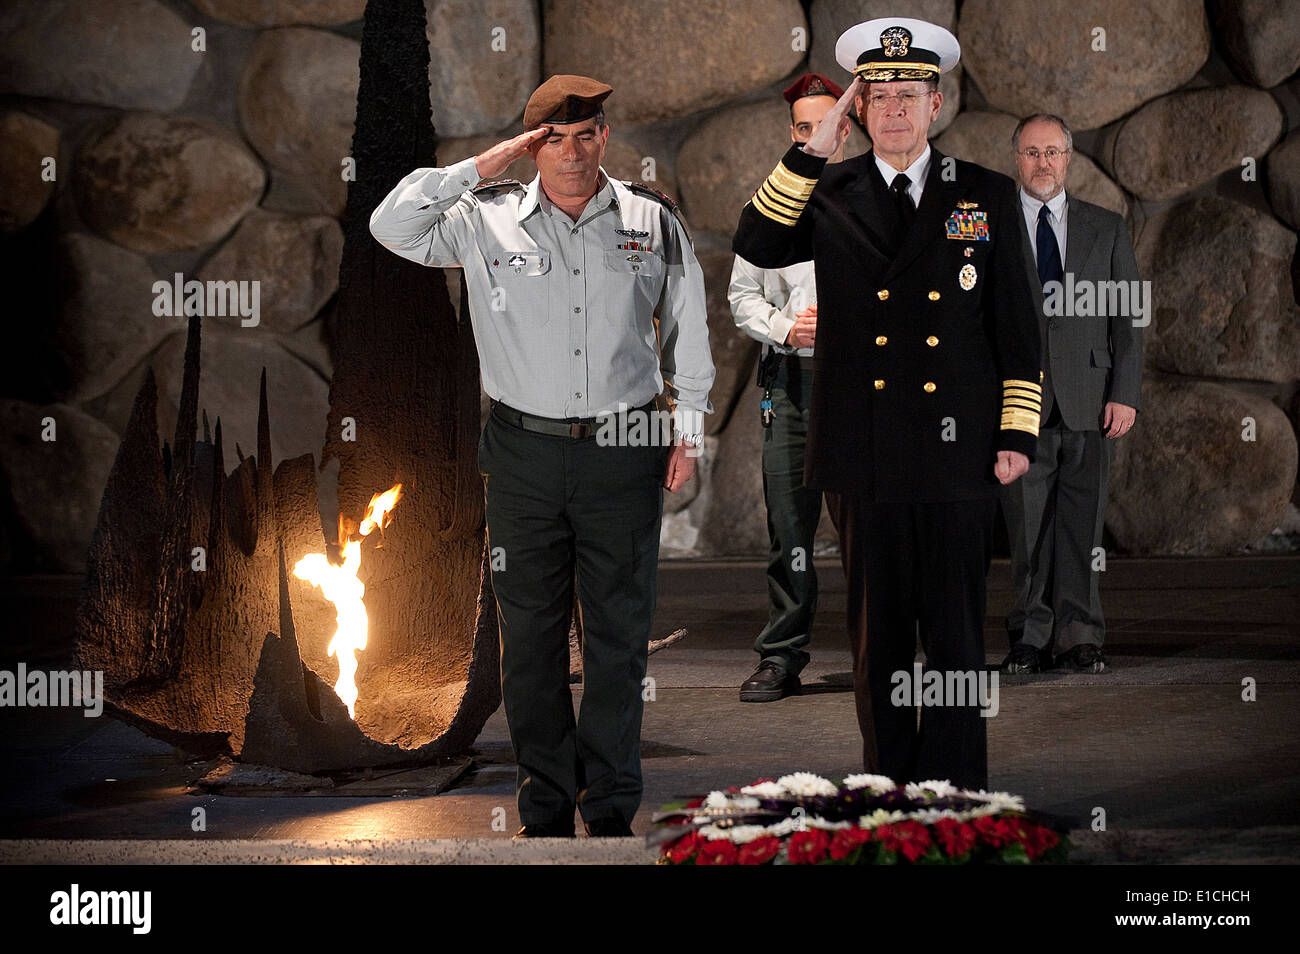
474, 126, 551, 180
801, 77, 863, 158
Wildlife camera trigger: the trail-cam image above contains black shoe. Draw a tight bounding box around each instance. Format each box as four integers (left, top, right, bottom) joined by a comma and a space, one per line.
583, 817, 635, 838
1056, 644, 1110, 673
1000, 643, 1042, 674
513, 821, 575, 839
739, 659, 801, 702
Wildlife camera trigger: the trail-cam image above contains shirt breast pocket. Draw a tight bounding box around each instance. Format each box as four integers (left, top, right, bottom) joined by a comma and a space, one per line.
487, 250, 551, 325
604, 249, 664, 312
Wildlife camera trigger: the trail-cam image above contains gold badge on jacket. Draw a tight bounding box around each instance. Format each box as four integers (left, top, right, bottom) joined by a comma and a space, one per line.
959, 263, 977, 291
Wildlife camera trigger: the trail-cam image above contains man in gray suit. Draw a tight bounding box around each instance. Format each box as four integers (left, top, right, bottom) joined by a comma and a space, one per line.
1000, 114, 1144, 674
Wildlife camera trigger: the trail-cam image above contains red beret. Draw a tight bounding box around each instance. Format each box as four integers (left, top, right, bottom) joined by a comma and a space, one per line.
782, 73, 846, 105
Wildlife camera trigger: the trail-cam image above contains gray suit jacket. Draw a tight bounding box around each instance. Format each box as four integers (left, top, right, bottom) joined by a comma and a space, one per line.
1018, 193, 1144, 430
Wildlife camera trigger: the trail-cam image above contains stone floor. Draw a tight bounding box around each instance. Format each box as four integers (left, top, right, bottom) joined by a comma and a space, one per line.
0, 556, 1297, 864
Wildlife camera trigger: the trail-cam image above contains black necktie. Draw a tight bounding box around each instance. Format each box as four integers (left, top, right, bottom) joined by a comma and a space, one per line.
891, 173, 915, 240
1036, 203, 1063, 288
1036, 204, 1064, 428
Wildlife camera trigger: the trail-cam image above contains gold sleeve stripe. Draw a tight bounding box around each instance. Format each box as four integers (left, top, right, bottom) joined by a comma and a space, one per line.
769, 162, 818, 198
1001, 408, 1041, 436
1004, 390, 1042, 406
751, 189, 800, 226
1003, 379, 1042, 394
756, 182, 805, 214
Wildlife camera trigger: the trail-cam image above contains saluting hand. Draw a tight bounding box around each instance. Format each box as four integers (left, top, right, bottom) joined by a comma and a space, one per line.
994, 450, 1030, 485
802, 77, 863, 159
474, 126, 551, 180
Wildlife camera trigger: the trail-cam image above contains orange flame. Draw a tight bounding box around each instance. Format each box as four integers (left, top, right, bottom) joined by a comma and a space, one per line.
292, 484, 403, 719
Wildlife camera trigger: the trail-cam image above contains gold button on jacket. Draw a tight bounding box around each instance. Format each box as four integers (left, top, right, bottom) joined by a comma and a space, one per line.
926, 335, 939, 347
923, 381, 937, 393
876, 289, 889, 300
875, 335, 888, 346
874, 379, 885, 390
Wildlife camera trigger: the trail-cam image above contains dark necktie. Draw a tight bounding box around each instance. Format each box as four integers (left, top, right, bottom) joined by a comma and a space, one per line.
1036, 203, 1064, 428
1036, 203, 1063, 289
891, 173, 915, 241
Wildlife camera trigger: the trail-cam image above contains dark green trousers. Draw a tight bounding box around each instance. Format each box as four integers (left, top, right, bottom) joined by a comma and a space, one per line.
478, 411, 667, 827
755, 356, 822, 675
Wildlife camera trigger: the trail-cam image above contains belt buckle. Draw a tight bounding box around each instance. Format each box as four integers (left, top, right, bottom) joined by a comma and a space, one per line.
569, 421, 592, 439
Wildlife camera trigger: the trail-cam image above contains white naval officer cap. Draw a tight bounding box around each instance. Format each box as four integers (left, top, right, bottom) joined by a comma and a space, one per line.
835, 17, 961, 82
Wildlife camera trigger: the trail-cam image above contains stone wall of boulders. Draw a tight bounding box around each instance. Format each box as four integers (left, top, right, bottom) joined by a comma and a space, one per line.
0, 0, 1297, 573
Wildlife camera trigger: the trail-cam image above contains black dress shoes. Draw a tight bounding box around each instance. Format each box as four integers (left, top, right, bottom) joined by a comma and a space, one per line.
1056, 644, 1110, 673
513, 821, 575, 839
1000, 643, 1043, 674
583, 817, 635, 838
739, 659, 801, 702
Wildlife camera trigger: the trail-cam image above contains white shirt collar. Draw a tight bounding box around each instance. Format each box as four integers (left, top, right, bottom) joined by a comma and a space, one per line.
874, 144, 931, 192
1020, 186, 1067, 222
519, 168, 616, 223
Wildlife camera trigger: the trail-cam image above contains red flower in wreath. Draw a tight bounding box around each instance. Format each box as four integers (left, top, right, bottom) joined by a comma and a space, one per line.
697, 838, 739, 865
971, 814, 1016, 848
787, 828, 832, 865
829, 826, 873, 861
933, 818, 977, 857
738, 835, 782, 865
663, 831, 705, 863
874, 820, 932, 862
1022, 822, 1060, 860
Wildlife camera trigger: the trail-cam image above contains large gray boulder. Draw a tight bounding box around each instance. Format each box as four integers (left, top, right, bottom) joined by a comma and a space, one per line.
543, 0, 807, 124
0, 0, 199, 111
1100, 86, 1283, 201
73, 112, 265, 253
0, 399, 120, 573
238, 28, 360, 217
0, 111, 59, 232
1212, 0, 1300, 88
1138, 196, 1300, 382
190, 0, 366, 26
1108, 379, 1297, 555
426, 0, 540, 138
959, 0, 1210, 131
198, 210, 344, 334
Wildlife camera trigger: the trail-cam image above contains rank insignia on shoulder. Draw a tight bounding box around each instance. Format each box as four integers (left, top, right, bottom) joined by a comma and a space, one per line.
472, 178, 524, 197
945, 209, 990, 241
624, 181, 694, 247
956, 200, 979, 210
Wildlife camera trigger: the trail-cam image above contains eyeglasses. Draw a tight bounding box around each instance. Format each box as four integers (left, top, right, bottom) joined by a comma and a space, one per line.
1017, 148, 1071, 161
866, 91, 932, 110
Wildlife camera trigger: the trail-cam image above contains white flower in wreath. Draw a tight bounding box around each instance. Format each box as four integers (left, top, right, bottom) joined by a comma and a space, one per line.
860, 808, 907, 829
806, 815, 855, 831
970, 790, 1026, 813
912, 807, 964, 825
740, 781, 787, 798
842, 773, 896, 793
907, 779, 961, 799
704, 791, 729, 809
777, 772, 839, 797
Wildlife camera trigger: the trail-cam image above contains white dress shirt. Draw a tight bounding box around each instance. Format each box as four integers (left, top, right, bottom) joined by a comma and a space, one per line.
1019, 187, 1069, 266
874, 144, 931, 208
727, 256, 816, 358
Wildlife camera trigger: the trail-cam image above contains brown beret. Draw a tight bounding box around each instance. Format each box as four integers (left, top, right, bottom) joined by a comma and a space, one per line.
782, 72, 845, 105
523, 74, 613, 129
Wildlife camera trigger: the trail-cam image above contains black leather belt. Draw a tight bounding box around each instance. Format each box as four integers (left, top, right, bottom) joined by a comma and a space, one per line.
490, 399, 657, 440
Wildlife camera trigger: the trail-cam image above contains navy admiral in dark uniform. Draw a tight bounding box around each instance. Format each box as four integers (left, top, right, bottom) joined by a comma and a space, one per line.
733, 18, 1041, 789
